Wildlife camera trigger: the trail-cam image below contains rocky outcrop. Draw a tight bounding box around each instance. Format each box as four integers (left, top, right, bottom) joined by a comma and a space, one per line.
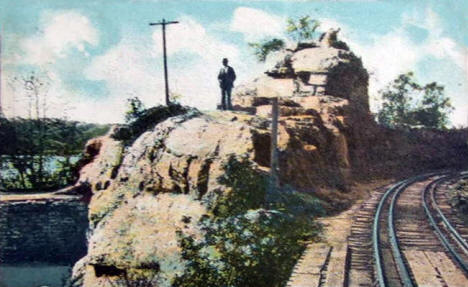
71, 111, 278, 286
449, 178, 468, 221
71, 31, 468, 286
233, 31, 468, 186
233, 31, 370, 192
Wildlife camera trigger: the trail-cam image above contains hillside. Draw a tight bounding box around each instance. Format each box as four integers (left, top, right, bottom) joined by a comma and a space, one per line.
68, 30, 468, 286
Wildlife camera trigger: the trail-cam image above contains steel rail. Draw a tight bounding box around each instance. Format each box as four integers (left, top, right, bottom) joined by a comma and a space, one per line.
430, 174, 468, 253
388, 180, 417, 287
372, 180, 407, 287
422, 175, 468, 275
373, 172, 439, 287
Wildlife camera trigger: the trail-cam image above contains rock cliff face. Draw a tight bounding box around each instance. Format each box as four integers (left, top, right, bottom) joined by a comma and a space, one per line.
232, 31, 371, 192
233, 30, 468, 186
71, 112, 279, 286
71, 32, 468, 286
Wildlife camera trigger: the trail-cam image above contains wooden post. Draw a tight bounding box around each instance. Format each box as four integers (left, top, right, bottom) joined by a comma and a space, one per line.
150, 19, 179, 106
269, 97, 279, 195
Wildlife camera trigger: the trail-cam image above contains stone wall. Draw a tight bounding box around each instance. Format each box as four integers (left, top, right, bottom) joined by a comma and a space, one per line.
0, 198, 88, 264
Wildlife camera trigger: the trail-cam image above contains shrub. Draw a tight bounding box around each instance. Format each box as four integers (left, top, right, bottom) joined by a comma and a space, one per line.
113, 103, 197, 145
174, 210, 320, 287
173, 157, 324, 287
249, 15, 321, 62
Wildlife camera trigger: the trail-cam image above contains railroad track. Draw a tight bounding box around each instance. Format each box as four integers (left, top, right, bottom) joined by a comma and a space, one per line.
288, 172, 468, 287
372, 172, 468, 287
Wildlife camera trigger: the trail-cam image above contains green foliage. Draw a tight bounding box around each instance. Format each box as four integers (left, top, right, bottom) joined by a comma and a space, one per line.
173, 157, 324, 287
0, 117, 110, 191
125, 97, 146, 124
0, 118, 110, 156
174, 210, 320, 287
113, 103, 196, 145
286, 16, 321, 42
248, 39, 285, 62
248, 15, 321, 62
213, 156, 268, 217
377, 72, 453, 129
268, 185, 326, 218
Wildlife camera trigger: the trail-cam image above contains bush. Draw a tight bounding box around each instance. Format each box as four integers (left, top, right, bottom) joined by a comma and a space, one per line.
212, 156, 268, 217
174, 210, 320, 287
248, 39, 285, 62
249, 15, 321, 62
113, 103, 197, 145
286, 16, 321, 43
0, 118, 109, 191
173, 157, 324, 287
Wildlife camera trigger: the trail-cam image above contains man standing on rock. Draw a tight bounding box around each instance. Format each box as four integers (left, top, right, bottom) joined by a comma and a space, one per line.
218, 58, 236, 110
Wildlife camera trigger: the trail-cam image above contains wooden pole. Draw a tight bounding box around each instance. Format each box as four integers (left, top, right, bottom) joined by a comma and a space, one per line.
149, 19, 179, 106
161, 20, 169, 106
269, 97, 279, 195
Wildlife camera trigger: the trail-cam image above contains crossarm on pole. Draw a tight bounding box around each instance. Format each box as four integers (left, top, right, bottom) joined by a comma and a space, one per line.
149, 21, 179, 26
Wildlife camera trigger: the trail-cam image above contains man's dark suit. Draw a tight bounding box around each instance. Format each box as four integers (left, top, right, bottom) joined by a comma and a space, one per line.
218, 65, 236, 110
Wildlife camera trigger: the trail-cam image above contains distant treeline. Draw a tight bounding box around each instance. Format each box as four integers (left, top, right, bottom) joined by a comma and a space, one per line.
0, 117, 110, 191
0, 117, 110, 156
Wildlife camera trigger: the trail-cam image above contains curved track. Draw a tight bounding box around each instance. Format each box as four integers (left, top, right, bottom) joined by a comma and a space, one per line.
373, 173, 468, 287
288, 172, 468, 287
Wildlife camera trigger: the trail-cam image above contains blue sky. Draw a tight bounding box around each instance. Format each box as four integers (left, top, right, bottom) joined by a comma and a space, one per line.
1, 0, 467, 125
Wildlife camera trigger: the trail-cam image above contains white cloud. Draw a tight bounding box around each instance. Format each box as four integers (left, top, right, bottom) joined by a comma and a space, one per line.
230, 7, 285, 41
151, 16, 250, 110
317, 9, 468, 126
3, 10, 103, 122
405, 8, 467, 73
2, 70, 80, 121
81, 16, 263, 122
86, 37, 161, 99
354, 29, 420, 93
20, 10, 98, 66
152, 16, 240, 63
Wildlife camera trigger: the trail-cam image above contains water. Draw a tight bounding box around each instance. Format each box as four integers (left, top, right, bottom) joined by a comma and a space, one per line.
0, 264, 71, 287
0, 155, 80, 188
0, 155, 80, 176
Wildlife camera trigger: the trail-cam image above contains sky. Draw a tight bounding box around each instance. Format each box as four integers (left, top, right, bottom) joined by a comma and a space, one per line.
0, 0, 467, 126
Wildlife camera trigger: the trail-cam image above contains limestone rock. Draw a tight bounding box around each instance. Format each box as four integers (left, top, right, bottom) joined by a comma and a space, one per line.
71, 32, 468, 287
77, 126, 124, 194
255, 76, 297, 98
318, 28, 341, 48
72, 112, 271, 286
291, 47, 345, 73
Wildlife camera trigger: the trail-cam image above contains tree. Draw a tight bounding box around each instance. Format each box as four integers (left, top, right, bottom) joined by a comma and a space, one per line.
377, 72, 453, 129
249, 16, 320, 62
125, 97, 146, 123
248, 39, 285, 62
286, 16, 320, 43
0, 71, 104, 191
6, 72, 51, 189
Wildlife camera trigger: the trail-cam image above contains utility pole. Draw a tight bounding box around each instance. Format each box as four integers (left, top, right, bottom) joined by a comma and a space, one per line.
149, 19, 179, 106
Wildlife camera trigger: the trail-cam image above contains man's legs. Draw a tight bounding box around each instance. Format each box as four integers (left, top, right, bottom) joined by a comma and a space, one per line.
226, 86, 232, 110
221, 88, 227, 110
